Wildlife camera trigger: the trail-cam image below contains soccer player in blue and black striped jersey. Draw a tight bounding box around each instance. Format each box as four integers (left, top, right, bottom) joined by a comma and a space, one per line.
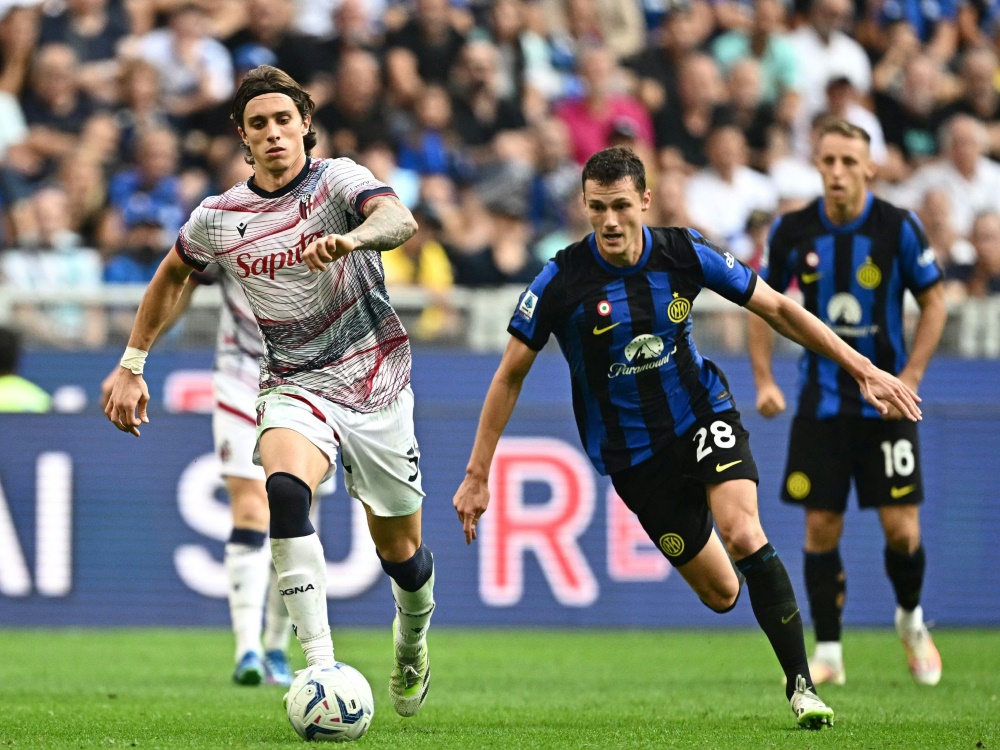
748, 119, 947, 688
453, 146, 924, 729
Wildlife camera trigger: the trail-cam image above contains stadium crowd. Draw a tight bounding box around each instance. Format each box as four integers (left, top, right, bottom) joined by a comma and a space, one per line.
1, 0, 1000, 347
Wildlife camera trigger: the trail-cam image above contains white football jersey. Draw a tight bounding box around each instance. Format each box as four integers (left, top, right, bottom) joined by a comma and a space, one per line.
177, 157, 411, 412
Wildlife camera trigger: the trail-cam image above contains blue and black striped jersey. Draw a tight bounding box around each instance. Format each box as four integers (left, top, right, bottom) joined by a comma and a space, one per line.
761, 193, 943, 420
508, 225, 757, 476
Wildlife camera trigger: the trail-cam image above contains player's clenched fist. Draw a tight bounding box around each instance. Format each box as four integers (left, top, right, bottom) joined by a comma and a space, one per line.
104, 369, 150, 437
303, 234, 360, 273
756, 381, 786, 418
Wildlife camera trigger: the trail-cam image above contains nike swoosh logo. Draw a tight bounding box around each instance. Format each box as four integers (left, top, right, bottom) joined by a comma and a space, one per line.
782, 608, 800, 624
716, 460, 743, 472
801, 272, 823, 284
890, 484, 916, 499
593, 322, 621, 335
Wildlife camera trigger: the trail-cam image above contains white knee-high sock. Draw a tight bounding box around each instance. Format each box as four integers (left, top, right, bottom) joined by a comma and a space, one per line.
270, 534, 334, 667
224, 541, 270, 661
392, 570, 435, 658
263, 563, 293, 655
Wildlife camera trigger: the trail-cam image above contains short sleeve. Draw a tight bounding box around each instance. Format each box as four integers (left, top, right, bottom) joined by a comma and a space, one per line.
758, 215, 793, 293
507, 260, 561, 351
322, 157, 397, 219
685, 229, 758, 306
899, 212, 943, 294
175, 204, 215, 271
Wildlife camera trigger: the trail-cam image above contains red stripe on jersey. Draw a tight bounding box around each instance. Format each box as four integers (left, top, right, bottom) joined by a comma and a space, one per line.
217, 401, 257, 426
287, 393, 327, 423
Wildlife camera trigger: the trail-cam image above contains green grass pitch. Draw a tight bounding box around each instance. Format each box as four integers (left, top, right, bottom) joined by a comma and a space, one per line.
0, 628, 997, 748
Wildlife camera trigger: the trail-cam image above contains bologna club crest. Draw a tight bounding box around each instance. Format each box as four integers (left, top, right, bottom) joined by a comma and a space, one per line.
299, 194, 313, 220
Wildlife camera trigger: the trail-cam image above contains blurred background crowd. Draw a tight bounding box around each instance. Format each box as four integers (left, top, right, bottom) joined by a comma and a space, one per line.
1, 0, 1000, 351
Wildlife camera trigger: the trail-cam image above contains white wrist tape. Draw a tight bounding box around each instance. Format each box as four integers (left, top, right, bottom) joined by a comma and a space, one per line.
120, 347, 148, 375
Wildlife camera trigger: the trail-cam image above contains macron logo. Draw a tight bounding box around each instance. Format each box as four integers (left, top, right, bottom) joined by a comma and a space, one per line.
237, 221, 248, 238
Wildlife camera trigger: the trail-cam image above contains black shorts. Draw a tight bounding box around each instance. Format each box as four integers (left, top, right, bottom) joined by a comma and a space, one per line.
781, 416, 923, 511
610, 410, 759, 567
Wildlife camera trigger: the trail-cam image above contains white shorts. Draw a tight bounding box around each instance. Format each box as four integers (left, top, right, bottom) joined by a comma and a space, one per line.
252, 384, 424, 517
213, 371, 266, 481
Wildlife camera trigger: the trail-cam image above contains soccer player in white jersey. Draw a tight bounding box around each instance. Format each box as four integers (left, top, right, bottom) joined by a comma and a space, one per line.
104, 65, 434, 718
101, 268, 297, 688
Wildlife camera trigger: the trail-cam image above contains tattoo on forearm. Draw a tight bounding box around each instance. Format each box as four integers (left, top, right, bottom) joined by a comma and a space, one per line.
349, 196, 417, 251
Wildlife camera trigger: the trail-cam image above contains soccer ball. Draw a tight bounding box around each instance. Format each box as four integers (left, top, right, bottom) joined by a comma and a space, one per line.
284, 663, 374, 742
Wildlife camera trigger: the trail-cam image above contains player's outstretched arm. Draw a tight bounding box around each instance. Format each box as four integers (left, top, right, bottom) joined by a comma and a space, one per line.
453, 336, 538, 545
745, 279, 922, 421
104, 248, 195, 437
303, 195, 418, 272
100, 279, 198, 410
746, 310, 786, 418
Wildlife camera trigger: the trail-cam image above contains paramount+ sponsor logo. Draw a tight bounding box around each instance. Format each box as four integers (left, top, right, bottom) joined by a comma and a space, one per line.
236, 230, 325, 279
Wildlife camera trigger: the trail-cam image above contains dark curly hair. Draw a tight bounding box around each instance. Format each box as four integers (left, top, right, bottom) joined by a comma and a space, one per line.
231, 65, 317, 165
581, 146, 647, 195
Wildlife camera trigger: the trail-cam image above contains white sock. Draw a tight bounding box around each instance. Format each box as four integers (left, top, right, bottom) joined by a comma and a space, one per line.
392, 570, 435, 658
263, 563, 293, 655
897, 604, 924, 634
814, 641, 843, 665
224, 541, 270, 661
270, 534, 334, 667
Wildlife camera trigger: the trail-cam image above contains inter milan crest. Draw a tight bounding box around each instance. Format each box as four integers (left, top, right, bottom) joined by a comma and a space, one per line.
299, 194, 313, 220
856, 257, 882, 289
597, 300, 612, 316
667, 292, 691, 323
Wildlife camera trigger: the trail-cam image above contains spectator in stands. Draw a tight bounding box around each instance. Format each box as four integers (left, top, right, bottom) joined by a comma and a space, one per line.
314, 49, 391, 159
684, 123, 778, 260
38, 0, 129, 103
932, 46, 1000, 156
315, 0, 383, 72
0, 4, 40, 95
382, 202, 458, 341
9, 43, 96, 185
652, 168, 691, 227
623, 2, 707, 117
0, 326, 51, 412
895, 114, 1000, 236
100, 126, 185, 257
397, 83, 467, 180
877, 0, 958, 63
789, 0, 872, 123
485, 0, 560, 111
712, 0, 801, 109
529, 116, 585, 237
358, 141, 420, 210
534, 184, 593, 260
102, 206, 166, 283
225, 0, 326, 106
968, 210, 1000, 297
114, 57, 170, 159
129, 3, 233, 122
454, 191, 543, 286
764, 123, 823, 208
58, 151, 106, 248
0, 184, 105, 348
916, 188, 976, 296
726, 58, 776, 167
450, 39, 527, 159
957, 0, 1000, 47
875, 54, 941, 177
541, 0, 647, 60
654, 52, 726, 171
386, 0, 467, 89
555, 44, 654, 166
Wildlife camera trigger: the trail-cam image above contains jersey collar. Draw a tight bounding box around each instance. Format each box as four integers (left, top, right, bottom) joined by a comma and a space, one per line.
247, 157, 312, 199
588, 225, 653, 275
818, 191, 873, 233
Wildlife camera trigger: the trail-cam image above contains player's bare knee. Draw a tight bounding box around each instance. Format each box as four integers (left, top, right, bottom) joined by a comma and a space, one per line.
723, 528, 767, 560
884, 527, 920, 554
701, 578, 742, 613
375, 536, 421, 563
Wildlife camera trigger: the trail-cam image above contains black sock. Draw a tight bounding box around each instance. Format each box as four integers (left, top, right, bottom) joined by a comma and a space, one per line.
737, 543, 811, 700
804, 549, 845, 643
885, 545, 925, 611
